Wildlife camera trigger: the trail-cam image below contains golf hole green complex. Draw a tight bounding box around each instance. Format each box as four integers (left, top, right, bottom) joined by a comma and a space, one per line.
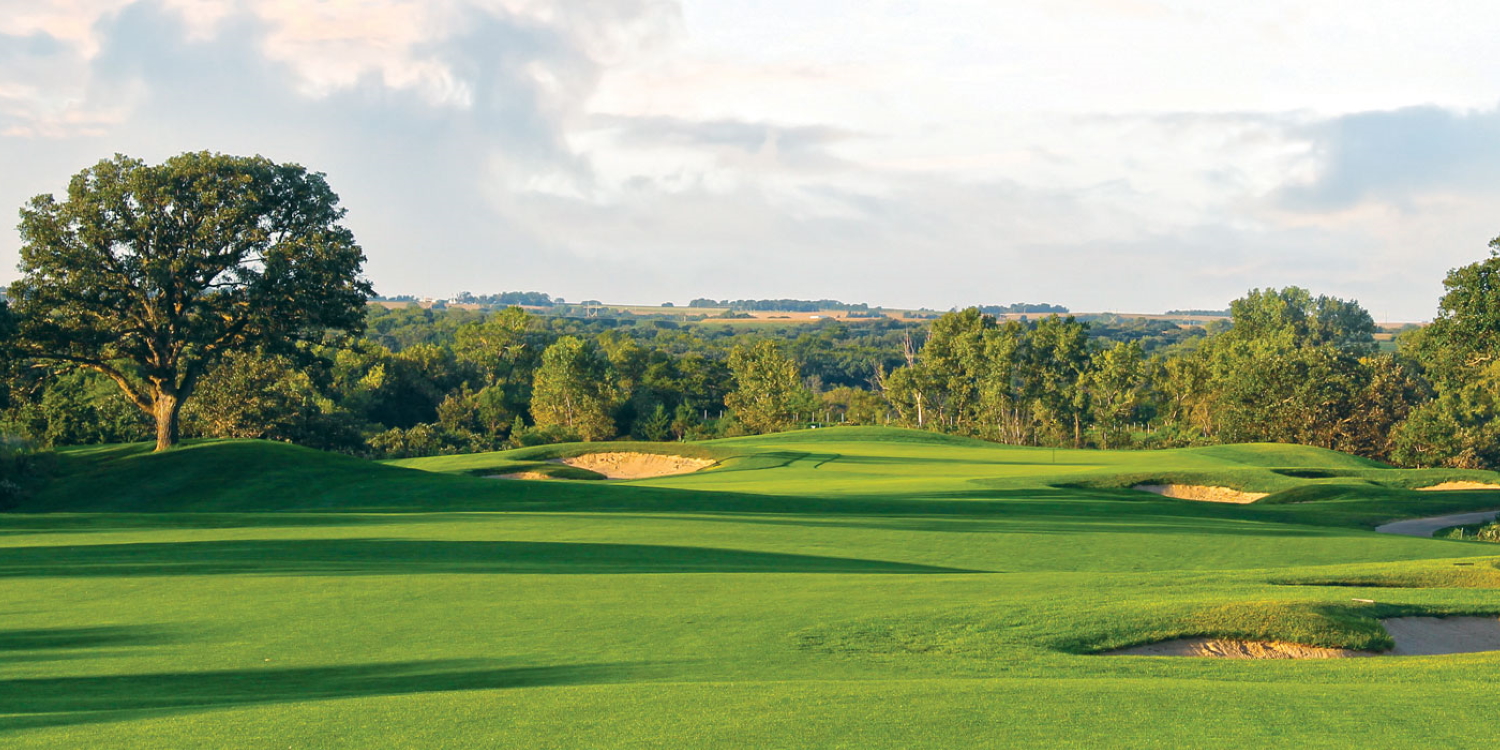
11, 426, 1500, 747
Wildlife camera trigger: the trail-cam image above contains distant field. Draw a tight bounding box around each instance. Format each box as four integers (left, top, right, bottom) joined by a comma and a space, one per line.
3, 427, 1497, 747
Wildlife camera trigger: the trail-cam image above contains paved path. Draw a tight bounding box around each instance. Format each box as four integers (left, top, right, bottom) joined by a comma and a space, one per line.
1375, 510, 1500, 538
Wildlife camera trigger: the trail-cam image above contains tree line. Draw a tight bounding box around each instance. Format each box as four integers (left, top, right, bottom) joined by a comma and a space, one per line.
6, 266, 1500, 470
4, 152, 1500, 471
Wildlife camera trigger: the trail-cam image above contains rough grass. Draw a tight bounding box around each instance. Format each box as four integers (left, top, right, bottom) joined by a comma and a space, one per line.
6, 427, 1500, 747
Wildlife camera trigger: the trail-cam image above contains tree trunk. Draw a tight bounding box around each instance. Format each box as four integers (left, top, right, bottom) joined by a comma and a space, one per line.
154, 391, 182, 452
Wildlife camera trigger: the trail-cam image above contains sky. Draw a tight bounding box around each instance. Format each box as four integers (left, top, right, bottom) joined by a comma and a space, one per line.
2, 1, 1498, 320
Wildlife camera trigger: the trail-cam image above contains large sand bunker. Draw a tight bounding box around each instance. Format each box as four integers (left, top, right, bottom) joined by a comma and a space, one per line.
1416, 481, 1500, 491
1133, 484, 1269, 504
557, 452, 715, 479
1107, 616, 1500, 658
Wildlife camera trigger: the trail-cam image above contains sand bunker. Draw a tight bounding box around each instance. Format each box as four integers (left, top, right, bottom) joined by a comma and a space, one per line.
490, 471, 552, 480
557, 452, 715, 479
1417, 482, 1500, 491
1107, 617, 1500, 658
1382, 617, 1500, 656
1133, 484, 1269, 504
1106, 638, 1365, 659
1375, 510, 1500, 537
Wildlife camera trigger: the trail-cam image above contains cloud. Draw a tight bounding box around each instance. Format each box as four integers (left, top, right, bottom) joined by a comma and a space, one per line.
1277, 105, 1500, 211
588, 114, 859, 168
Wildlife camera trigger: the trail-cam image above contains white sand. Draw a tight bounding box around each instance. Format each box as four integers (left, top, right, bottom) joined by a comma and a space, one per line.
1375, 510, 1500, 538
1106, 617, 1500, 658
1382, 617, 1500, 656
557, 452, 715, 479
1416, 482, 1500, 491
1133, 484, 1269, 504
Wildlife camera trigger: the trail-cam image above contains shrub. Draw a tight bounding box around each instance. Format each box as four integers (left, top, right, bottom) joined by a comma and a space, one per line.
0, 435, 54, 510
510, 423, 582, 448
1476, 521, 1500, 543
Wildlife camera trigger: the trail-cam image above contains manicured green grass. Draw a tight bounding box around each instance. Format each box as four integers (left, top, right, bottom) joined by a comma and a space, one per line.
4, 427, 1500, 747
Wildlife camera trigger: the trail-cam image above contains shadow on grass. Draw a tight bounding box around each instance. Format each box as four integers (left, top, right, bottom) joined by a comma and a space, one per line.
0, 625, 180, 666
675, 511, 1342, 538
0, 659, 643, 732
0, 539, 979, 577
820, 453, 1104, 468
0, 513, 456, 536
0, 626, 173, 652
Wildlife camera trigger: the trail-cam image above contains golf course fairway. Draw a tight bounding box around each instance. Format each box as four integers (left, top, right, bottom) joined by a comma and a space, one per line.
5, 426, 1500, 747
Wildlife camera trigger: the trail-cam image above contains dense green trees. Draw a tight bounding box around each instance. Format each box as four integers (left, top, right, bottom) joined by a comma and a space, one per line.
725, 341, 813, 434
10, 152, 370, 451
1084, 342, 1146, 449
863, 283, 1441, 460
1136, 287, 1394, 454
1225, 287, 1377, 355
1390, 240, 1500, 468
0, 300, 14, 410
530, 336, 618, 441
880, 310, 1095, 446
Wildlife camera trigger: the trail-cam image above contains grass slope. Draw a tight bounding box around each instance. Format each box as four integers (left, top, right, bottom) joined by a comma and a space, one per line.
4, 427, 1500, 747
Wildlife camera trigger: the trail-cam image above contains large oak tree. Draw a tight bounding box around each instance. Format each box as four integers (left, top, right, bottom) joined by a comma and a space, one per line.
11, 152, 371, 451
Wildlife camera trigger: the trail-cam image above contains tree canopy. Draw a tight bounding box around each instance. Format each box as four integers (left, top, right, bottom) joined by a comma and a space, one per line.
530, 336, 618, 441
726, 341, 812, 434
11, 152, 370, 451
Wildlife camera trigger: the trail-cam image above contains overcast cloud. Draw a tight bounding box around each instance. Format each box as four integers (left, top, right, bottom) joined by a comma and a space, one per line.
1, 0, 1497, 319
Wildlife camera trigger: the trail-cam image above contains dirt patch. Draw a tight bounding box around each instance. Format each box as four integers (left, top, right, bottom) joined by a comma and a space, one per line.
1417, 481, 1500, 491
1133, 484, 1269, 504
1382, 617, 1500, 655
557, 452, 715, 479
1106, 638, 1367, 659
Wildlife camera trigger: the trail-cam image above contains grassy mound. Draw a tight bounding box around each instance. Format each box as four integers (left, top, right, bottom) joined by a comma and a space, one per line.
1181, 442, 1389, 469
24, 440, 648, 513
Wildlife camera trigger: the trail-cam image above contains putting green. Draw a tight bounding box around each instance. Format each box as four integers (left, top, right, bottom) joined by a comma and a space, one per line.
4, 427, 1500, 747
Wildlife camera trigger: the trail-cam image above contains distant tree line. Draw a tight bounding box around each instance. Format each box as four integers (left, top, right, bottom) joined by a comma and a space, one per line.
451, 291, 560, 307
1164, 308, 1231, 317
370, 292, 566, 307
973, 303, 1071, 315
